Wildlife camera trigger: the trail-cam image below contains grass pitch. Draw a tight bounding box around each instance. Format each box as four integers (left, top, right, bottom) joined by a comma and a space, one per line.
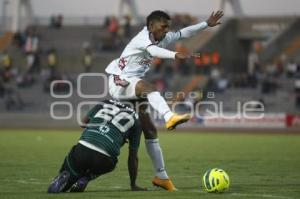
0, 129, 299, 199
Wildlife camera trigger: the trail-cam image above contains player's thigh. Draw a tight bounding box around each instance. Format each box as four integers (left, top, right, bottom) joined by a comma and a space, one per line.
90, 153, 117, 176
58, 145, 83, 188
108, 75, 140, 99
71, 144, 93, 175
72, 144, 116, 177
135, 79, 156, 97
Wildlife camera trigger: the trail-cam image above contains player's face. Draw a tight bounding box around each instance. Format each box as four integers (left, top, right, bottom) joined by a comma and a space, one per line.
149, 19, 170, 41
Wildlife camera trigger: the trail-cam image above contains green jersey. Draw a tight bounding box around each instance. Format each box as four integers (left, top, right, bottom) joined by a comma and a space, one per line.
79, 100, 141, 158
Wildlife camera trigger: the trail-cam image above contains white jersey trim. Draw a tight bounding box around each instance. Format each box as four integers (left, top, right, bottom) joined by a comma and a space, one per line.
78, 140, 111, 157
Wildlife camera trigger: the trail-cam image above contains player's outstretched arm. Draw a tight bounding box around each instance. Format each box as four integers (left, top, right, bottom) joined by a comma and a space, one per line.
147, 45, 177, 59
179, 10, 223, 39
128, 149, 147, 191
147, 45, 197, 60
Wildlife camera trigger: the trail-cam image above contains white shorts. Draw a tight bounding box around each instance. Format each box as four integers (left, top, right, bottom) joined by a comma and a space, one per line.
108, 75, 141, 100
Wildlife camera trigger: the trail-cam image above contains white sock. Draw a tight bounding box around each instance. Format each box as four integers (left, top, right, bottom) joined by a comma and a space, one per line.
145, 139, 169, 179
147, 91, 174, 122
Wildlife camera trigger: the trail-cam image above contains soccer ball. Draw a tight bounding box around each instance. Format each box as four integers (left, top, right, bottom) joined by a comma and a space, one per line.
202, 168, 230, 193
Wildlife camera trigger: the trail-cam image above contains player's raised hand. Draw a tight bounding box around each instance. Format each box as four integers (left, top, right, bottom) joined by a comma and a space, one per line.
206, 10, 224, 27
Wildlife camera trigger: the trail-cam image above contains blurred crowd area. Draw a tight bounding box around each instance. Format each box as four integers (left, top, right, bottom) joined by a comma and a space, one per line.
0, 13, 300, 113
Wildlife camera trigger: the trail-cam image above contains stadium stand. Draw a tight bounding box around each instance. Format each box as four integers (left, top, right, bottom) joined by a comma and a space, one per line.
0, 16, 300, 129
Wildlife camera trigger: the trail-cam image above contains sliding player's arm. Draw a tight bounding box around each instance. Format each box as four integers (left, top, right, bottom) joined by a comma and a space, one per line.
80, 104, 103, 128
80, 116, 90, 128
127, 120, 147, 191
128, 148, 147, 191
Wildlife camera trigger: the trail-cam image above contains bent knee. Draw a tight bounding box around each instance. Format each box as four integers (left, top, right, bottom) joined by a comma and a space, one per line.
138, 104, 149, 114
143, 127, 158, 139
135, 80, 156, 97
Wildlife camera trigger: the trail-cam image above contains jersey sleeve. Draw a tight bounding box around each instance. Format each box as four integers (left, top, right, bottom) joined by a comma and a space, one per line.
146, 45, 177, 59
162, 31, 182, 46
119, 37, 152, 58
179, 22, 208, 38
127, 117, 142, 151
124, 27, 153, 53
135, 37, 152, 51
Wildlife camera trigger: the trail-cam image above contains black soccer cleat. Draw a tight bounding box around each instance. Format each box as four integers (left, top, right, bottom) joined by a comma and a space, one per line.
70, 176, 89, 192
47, 171, 70, 193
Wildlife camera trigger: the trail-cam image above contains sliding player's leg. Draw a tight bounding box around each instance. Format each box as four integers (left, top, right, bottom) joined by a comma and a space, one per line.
70, 144, 117, 192
47, 171, 73, 193
69, 176, 90, 192
48, 146, 79, 193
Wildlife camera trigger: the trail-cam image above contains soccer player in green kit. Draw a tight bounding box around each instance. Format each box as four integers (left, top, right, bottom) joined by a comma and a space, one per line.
47, 100, 146, 193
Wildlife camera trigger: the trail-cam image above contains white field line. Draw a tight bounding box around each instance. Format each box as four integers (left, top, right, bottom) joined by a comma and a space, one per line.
230, 193, 294, 199
190, 190, 294, 199
1, 178, 296, 199
1, 179, 48, 185
1, 178, 126, 189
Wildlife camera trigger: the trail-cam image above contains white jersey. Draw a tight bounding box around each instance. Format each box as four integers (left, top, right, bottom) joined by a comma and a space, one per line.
105, 26, 181, 78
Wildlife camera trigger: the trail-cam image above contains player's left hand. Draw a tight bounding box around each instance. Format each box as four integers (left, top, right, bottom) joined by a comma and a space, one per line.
206, 10, 224, 27
191, 53, 201, 58
176, 52, 201, 59
131, 185, 147, 191
175, 52, 191, 59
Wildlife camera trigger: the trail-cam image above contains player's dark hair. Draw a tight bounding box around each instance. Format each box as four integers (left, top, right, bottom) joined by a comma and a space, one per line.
146, 10, 171, 27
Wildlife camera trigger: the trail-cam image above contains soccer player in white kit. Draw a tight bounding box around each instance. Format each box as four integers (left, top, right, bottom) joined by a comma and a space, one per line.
106, 10, 223, 191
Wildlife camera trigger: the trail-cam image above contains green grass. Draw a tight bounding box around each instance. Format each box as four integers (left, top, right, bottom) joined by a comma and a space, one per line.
0, 129, 300, 199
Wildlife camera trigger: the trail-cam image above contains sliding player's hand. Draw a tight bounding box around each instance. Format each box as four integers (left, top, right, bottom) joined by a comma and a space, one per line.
131, 185, 147, 191
206, 10, 224, 27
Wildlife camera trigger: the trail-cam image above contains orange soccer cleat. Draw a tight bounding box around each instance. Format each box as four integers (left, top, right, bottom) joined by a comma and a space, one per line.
152, 176, 178, 191
166, 113, 191, 130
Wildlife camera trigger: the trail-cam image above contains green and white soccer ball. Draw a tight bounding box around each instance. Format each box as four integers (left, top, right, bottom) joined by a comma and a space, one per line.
202, 168, 230, 193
